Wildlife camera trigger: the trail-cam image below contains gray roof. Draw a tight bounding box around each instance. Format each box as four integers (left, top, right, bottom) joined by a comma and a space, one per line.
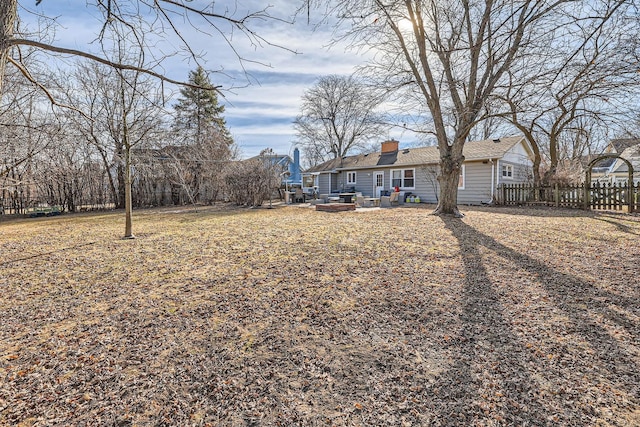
611, 143, 640, 174
609, 138, 640, 153
305, 136, 527, 173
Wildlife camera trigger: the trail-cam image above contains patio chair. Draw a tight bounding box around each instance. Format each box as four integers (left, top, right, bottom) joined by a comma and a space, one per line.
356, 195, 371, 208
294, 188, 306, 203
389, 191, 400, 206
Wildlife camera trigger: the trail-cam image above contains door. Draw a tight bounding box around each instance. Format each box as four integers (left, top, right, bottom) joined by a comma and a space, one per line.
374, 172, 384, 197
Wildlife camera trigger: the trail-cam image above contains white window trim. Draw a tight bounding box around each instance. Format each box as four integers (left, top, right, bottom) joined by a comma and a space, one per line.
390, 168, 416, 190
346, 171, 357, 185
502, 164, 514, 179
458, 164, 466, 190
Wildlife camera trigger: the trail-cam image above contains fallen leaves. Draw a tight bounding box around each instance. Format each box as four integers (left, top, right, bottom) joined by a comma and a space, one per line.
0, 204, 639, 425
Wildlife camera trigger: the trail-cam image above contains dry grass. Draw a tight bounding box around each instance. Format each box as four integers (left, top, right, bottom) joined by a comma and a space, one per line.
1, 203, 639, 426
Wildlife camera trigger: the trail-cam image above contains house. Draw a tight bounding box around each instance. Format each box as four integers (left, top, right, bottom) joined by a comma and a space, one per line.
303, 136, 535, 205
607, 143, 640, 184
247, 147, 302, 188
582, 138, 640, 184
588, 138, 639, 184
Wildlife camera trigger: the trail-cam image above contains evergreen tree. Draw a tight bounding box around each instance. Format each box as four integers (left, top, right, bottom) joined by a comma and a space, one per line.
173, 67, 232, 146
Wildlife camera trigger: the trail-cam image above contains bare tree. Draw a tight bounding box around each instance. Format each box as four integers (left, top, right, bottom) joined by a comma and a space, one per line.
294, 75, 386, 166
326, 0, 632, 216
224, 149, 281, 207
195, 128, 238, 204
56, 29, 166, 237
494, 1, 640, 184
2, 1, 303, 98
0, 64, 63, 214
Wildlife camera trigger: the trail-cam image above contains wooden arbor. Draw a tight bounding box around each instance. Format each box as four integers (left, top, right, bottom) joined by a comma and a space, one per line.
584, 154, 635, 213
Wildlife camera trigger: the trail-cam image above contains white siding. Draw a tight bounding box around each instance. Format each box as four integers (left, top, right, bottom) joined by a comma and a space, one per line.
502, 143, 534, 167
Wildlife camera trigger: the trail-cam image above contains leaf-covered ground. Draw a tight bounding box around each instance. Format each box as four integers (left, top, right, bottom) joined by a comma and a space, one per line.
1, 204, 639, 426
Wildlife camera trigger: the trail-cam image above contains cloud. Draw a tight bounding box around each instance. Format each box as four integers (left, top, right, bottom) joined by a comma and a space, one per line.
18, 0, 371, 158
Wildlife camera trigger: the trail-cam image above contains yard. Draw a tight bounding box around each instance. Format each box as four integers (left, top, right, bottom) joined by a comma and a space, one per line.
1, 204, 639, 426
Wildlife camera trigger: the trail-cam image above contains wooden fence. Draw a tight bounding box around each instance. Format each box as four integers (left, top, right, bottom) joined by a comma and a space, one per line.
500, 182, 640, 213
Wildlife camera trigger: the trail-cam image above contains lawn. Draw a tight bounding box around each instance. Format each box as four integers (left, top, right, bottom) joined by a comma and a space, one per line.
1, 204, 639, 426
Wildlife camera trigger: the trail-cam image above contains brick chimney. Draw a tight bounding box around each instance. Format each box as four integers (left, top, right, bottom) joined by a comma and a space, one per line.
381, 139, 399, 154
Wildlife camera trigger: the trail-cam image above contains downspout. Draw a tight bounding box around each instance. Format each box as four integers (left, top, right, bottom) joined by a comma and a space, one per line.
496, 159, 501, 202
490, 159, 495, 201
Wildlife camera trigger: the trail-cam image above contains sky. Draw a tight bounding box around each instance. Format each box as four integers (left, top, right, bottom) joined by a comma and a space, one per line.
19, 0, 411, 159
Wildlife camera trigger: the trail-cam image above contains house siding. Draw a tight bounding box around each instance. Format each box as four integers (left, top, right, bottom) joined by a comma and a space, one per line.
317, 170, 377, 196
303, 136, 535, 204
317, 173, 333, 195
311, 160, 531, 204
413, 162, 495, 205
412, 165, 439, 203
497, 160, 532, 187
351, 171, 375, 196
458, 161, 494, 204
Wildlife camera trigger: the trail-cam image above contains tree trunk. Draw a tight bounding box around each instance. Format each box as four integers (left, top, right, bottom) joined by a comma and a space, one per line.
123, 143, 134, 238
116, 147, 126, 209
518, 131, 542, 185
432, 150, 464, 218
0, 0, 17, 96
543, 134, 559, 184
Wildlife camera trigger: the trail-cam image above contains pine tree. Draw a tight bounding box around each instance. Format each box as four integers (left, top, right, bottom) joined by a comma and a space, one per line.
173, 66, 232, 146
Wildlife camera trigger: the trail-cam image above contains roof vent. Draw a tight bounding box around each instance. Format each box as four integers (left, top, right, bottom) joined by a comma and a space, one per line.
493, 138, 501, 143
402, 149, 410, 154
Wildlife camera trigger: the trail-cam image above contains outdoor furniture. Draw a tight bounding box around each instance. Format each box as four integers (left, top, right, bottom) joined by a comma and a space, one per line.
389, 192, 400, 206
356, 195, 370, 207
339, 192, 356, 203
284, 191, 294, 204
364, 197, 380, 207
294, 188, 306, 203
381, 193, 400, 207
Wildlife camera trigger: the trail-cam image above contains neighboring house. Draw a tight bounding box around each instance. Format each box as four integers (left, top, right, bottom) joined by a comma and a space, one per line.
587, 138, 640, 184
608, 143, 640, 184
303, 136, 534, 205
247, 147, 302, 187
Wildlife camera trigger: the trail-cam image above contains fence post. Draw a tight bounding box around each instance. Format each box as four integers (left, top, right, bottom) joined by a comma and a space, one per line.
554, 183, 559, 207
584, 181, 590, 210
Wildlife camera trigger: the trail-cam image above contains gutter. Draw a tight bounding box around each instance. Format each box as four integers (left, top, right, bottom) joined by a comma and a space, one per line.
496, 159, 500, 190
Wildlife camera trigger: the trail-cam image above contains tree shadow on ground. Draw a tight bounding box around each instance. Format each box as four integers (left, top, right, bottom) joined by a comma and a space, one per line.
432, 216, 639, 425
426, 218, 549, 425
0, 241, 98, 266
594, 214, 640, 236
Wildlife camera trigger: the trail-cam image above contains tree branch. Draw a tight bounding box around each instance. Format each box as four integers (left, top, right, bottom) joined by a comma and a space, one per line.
7, 55, 93, 120
8, 38, 223, 93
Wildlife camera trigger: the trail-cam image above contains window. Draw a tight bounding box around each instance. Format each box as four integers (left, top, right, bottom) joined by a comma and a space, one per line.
404, 169, 414, 187
458, 165, 465, 189
392, 170, 402, 188
502, 164, 514, 179
390, 169, 416, 189
303, 175, 315, 188
347, 171, 357, 185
